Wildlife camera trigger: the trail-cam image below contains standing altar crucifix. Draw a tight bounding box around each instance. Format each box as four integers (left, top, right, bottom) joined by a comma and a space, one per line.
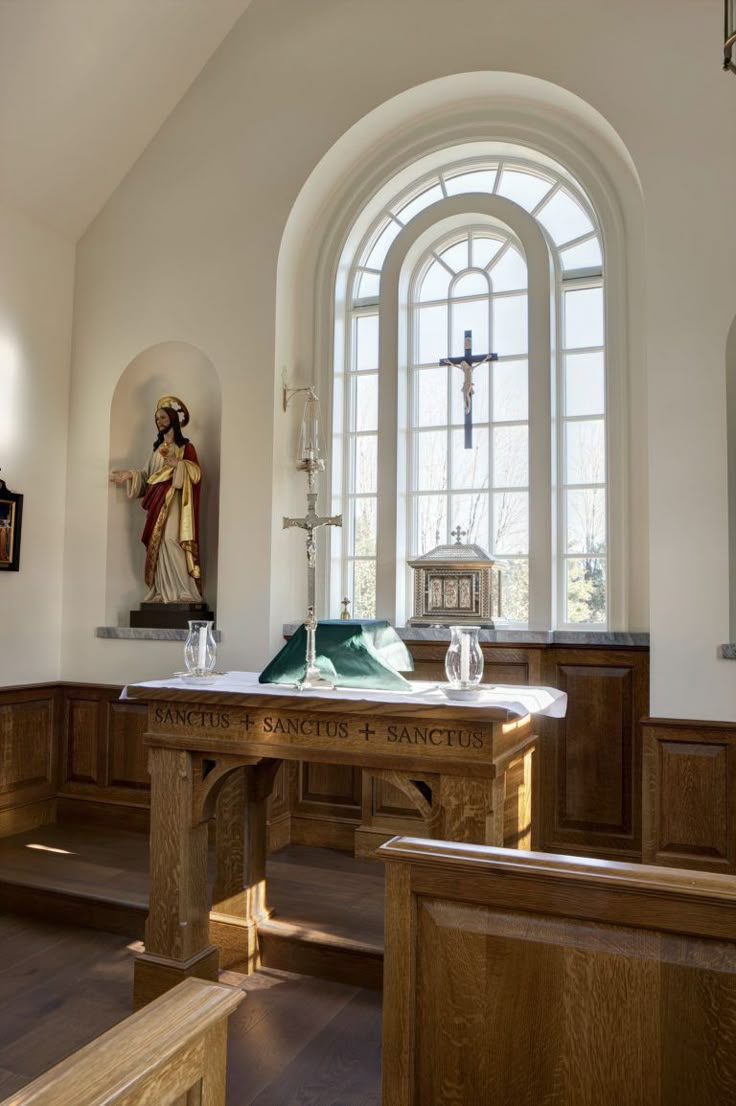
282, 411, 342, 689
283, 478, 342, 615
441, 329, 498, 448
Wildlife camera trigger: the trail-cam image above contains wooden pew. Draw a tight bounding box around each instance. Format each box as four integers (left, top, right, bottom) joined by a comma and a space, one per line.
0, 978, 243, 1106
381, 837, 736, 1106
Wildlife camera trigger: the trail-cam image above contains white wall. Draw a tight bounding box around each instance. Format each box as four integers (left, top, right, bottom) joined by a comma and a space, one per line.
64, 0, 736, 718
0, 199, 74, 685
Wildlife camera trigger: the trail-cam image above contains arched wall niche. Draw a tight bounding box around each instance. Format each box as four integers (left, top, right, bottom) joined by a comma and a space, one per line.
272, 69, 648, 634
106, 341, 222, 626
727, 314, 736, 640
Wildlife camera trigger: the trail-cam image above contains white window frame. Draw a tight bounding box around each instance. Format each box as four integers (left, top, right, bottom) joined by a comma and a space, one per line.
325, 145, 629, 632
376, 195, 554, 627
406, 222, 530, 624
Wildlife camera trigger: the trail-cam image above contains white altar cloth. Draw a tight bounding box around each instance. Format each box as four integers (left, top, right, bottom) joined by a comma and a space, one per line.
124, 670, 567, 720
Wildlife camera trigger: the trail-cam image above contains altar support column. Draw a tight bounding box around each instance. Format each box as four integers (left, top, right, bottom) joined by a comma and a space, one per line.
210, 761, 280, 975
493, 742, 538, 851
133, 747, 218, 1009
436, 774, 495, 843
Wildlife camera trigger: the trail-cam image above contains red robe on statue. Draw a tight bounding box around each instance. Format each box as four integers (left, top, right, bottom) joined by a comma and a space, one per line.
137, 441, 202, 598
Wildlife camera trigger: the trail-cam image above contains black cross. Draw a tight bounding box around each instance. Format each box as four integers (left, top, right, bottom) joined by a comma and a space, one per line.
440, 330, 498, 448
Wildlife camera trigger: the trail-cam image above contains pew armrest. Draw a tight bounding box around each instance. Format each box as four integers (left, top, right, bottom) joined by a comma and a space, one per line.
1, 978, 244, 1106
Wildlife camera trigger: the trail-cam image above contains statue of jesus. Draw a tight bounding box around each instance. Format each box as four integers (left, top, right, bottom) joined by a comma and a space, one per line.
110, 396, 203, 603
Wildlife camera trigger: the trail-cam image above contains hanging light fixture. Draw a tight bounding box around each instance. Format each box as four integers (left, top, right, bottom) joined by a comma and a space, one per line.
725, 0, 736, 72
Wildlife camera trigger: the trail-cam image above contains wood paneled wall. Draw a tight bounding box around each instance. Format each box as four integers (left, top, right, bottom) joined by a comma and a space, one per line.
59, 686, 150, 829
537, 648, 648, 861
380, 836, 736, 1106
643, 718, 736, 873
0, 684, 59, 836
7, 668, 736, 883
361, 642, 649, 860
0, 642, 649, 863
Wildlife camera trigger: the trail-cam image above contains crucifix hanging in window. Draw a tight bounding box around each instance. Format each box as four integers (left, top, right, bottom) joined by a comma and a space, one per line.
440, 330, 498, 448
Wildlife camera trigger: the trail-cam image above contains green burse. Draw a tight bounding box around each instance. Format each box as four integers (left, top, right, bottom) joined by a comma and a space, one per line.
259, 620, 414, 691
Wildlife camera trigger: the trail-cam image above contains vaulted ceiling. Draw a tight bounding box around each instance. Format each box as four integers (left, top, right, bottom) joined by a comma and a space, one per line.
0, 0, 254, 241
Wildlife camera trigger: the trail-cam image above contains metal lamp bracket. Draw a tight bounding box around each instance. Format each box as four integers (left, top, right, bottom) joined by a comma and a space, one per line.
281, 369, 317, 412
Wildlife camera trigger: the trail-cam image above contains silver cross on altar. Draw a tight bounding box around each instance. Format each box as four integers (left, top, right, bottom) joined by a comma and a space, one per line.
283, 487, 342, 614
440, 329, 498, 449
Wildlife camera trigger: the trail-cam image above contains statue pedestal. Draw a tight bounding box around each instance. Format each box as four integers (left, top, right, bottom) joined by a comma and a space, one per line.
130, 602, 215, 630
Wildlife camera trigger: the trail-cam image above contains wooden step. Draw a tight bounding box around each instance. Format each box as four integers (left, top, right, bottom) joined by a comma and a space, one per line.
0, 825, 385, 990
0, 875, 147, 940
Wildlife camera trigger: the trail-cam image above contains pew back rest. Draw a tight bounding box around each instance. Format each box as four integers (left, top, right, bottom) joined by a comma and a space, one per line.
380, 837, 736, 1106
0, 978, 243, 1106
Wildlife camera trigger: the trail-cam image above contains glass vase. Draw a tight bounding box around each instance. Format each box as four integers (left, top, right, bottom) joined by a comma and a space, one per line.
184, 620, 216, 677
445, 625, 483, 689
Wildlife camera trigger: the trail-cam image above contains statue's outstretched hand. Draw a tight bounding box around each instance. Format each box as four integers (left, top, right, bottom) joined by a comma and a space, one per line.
109, 470, 132, 485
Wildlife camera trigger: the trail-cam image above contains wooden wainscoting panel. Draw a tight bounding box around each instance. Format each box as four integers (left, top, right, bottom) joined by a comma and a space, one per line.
108, 702, 149, 790
0, 687, 58, 836
0, 696, 56, 796
557, 663, 632, 829
298, 761, 362, 814
290, 761, 361, 850
57, 687, 152, 825
659, 742, 728, 859
404, 642, 541, 687
64, 695, 104, 786
643, 719, 736, 871
539, 648, 648, 860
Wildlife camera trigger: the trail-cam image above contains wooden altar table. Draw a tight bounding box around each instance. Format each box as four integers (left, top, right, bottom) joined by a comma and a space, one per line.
122, 672, 565, 1006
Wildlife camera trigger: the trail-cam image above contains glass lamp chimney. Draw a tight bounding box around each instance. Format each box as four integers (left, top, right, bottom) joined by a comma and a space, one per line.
298, 389, 324, 465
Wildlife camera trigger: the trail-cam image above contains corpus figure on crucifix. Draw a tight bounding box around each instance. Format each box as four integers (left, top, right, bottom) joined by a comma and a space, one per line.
440, 330, 498, 449
283, 482, 342, 616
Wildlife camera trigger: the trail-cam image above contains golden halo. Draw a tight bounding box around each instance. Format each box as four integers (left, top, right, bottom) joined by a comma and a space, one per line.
156, 395, 189, 427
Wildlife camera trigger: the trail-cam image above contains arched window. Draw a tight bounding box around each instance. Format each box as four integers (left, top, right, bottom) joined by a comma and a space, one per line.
331, 149, 607, 629
408, 224, 530, 621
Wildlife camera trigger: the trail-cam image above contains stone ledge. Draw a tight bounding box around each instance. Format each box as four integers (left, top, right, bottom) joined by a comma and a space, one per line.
95, 627, 223, 642
282, 624, 649, 647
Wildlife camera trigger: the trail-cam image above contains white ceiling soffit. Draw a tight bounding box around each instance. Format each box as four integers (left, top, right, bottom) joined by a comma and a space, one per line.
0, 0, 253, 241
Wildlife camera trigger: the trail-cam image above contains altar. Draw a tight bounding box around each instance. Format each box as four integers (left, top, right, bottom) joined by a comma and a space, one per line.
122, 671, 565, 1006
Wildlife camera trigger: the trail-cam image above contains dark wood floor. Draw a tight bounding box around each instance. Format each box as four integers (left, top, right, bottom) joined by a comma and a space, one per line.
223, 967, 381, 1105
0, 913, 135, 1099
0, 912, 382, 1105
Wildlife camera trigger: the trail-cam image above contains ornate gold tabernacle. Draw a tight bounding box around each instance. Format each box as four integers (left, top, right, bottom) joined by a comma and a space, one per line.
408, 537, 496, 628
